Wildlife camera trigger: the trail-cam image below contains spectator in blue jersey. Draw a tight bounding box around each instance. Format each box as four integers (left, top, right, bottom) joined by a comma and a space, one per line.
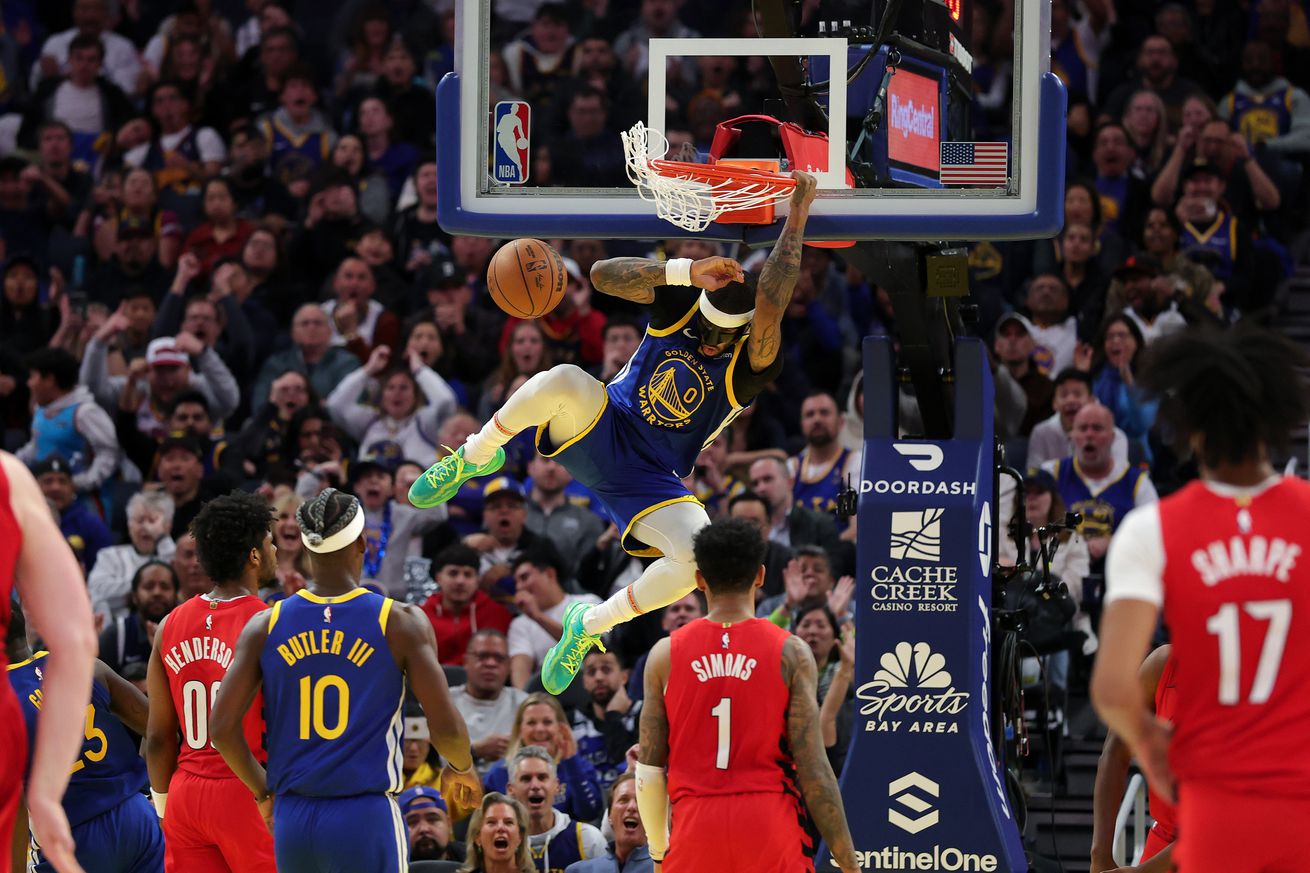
124, 79, 228, 219
571, 649, 640, 789
257, 64, 337, 191
485, 694, 604, 825
1091, 122, 1152, 242
18, 348, 121, 505
1040, 403, 1158, 575
1220, 40, 1310, 156
505, 746, 608, 868
98, 559, 179, 681
357, 96, 417, 199
787, 391, 863, 516
564, 772, 653, 873
33, 455, 111, 575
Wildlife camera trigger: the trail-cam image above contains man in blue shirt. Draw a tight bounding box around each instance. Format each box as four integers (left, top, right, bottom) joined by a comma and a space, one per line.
565, 773, 652, 873
33, 455, 111, 575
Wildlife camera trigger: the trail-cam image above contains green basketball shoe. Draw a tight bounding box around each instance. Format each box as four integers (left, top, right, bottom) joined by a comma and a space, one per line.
541, 601, 605, 695
409, 445, 506, 509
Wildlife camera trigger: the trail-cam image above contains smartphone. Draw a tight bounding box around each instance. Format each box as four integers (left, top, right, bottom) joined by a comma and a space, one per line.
68, 290, 88, 317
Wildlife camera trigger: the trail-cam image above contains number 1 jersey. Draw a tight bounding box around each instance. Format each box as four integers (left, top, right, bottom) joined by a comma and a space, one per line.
160, 594, 269, 778
664, 617, 798, 802
1157, 477, 1310, 794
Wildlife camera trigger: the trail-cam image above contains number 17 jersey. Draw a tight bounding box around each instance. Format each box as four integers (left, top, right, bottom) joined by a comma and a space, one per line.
160, 594, 269, 778
260, 588, 406, 797
1157, 477, 1310, 795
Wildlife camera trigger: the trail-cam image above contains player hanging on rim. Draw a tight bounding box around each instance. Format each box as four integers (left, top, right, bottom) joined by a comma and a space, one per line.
210, 488, 482, 873
1092, 327, 1310, 873
634, 517, 858, 873
145, 491, 277, 872
411, 172, 820, 695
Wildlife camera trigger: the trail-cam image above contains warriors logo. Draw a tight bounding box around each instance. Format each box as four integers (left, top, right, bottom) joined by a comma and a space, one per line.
638, 352, 716, 428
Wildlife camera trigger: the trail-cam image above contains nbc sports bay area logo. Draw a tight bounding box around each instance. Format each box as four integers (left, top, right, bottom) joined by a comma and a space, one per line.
872, 510, 958, 613
856, 642, 970, 733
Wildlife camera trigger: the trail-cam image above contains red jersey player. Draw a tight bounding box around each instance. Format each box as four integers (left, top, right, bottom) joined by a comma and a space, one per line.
1093, 327, 1310, 873
145, 491, 278, 871
635, 517, 858, 873
0, 452, 99, 873
1090, 645, 1176, 873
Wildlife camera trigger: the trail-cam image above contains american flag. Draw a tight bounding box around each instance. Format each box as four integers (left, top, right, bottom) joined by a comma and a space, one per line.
939, 142, 1009, 186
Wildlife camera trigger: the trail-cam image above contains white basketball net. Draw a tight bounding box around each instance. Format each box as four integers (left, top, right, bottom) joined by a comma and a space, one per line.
621, 122, 794, 232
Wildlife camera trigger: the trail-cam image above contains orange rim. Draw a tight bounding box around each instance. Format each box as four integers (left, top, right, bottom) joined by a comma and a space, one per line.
649, 159, 797, 190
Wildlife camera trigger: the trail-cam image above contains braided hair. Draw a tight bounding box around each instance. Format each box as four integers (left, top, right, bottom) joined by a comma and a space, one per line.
1139, 326, 1310, 469
295, 487, 361, 551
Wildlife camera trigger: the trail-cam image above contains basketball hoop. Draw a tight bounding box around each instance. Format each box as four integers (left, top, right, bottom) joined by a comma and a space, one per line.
621, 122, 797, 232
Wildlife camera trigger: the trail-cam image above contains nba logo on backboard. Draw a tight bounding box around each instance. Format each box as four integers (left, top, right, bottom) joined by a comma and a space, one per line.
492, 101, 530, 185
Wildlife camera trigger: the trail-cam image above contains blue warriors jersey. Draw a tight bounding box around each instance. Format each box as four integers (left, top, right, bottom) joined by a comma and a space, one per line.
1052, 459, 1149, 540
1228, 88, 1294, 145
606, 289, 770, 479
793, 448, 852, 514
259, 117, 333, 187
261, 588, 405, 797
7, 654, 148, 827
1181, 211, 1239, 281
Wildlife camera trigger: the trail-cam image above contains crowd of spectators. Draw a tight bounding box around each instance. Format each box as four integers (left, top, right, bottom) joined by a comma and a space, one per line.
5, 0, 1310, 862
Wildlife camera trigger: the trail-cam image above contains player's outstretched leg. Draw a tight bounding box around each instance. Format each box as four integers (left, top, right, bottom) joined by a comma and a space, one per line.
542, 500, 708, 694
409, 364, 604, 508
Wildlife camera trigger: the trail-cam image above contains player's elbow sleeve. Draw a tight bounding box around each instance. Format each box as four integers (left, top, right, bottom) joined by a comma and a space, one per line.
635, 762, 669, 861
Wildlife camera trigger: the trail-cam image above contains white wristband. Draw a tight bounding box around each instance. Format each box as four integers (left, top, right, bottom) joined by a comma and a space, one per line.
151, 789, 167, 817
665, 258, 694, 286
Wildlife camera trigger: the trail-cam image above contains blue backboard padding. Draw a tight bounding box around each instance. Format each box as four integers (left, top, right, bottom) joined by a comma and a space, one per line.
436, 71, 1067, 243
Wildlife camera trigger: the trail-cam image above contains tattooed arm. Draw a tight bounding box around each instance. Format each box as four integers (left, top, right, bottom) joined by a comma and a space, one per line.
747, 171, 818, 373
591, 257, 746, 304
636, 638, 672, 865
783, 634, 859, 873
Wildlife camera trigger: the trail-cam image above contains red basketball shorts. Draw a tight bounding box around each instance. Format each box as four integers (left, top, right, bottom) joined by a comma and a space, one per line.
1175, 781, 1310, 873
164, 769, 276, 872
664, 793, 814, 873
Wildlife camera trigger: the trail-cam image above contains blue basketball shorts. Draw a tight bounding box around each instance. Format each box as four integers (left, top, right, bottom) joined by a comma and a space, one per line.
538, 403, 700, 557
273, 793, 406, 873
34, 792, 164, 873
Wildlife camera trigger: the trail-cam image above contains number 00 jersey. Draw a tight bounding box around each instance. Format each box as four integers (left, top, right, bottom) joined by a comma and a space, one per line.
1113, 477, 1310, 796
261, 588, 406, 797
160, 594, 269, 778
664, 617, 799, 801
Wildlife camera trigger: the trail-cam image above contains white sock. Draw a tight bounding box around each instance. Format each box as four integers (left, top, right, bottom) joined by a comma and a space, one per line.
584, 557, 698, 635
582, 500, 710, 636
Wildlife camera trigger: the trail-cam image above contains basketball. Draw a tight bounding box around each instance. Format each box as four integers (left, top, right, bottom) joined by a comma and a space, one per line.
486, 238, 567, 319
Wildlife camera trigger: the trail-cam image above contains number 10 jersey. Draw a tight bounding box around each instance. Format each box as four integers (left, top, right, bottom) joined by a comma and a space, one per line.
260, 588, 406, 797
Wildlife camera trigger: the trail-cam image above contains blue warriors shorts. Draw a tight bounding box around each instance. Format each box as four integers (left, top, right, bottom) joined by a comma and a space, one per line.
538, 399, 701, 557
273, 793, 406, 873
34, 793, 164, 873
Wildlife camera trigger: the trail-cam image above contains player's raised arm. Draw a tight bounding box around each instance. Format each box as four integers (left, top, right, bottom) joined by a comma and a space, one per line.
590, 256, 745, 303
210, 612, 273, 818
144, 618, 181, 812
635, 637, 672, 866
782, 634, 858, 873
95, 659, 150, 736
745, 171, 818, 372
4, 451, 97, 873
386, 601, 481, 814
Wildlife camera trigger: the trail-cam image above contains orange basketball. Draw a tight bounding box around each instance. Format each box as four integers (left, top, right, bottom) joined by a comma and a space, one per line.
486, 238, 567, 319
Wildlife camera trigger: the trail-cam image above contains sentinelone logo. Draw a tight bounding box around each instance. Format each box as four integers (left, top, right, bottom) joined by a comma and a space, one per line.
836, 847, 1000, 871
856, 642, 969, 734
888, 772, 938, 834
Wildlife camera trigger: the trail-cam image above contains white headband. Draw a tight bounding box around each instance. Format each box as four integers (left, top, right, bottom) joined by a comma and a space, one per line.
301, 509, 366, 554
697, 291, 754, 329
